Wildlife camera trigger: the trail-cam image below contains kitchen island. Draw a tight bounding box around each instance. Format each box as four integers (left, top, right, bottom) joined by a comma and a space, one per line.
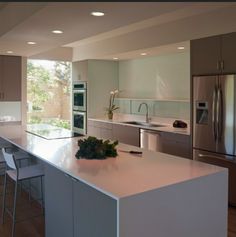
0, 125, 228, 237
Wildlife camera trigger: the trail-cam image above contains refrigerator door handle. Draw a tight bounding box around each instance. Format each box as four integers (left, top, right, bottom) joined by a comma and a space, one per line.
212, 86, 217, 141
216, 85, 223, 141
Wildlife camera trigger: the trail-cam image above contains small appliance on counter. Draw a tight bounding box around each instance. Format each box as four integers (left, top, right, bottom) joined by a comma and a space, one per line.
72, 81, 87, 135
173, 120, 187, 128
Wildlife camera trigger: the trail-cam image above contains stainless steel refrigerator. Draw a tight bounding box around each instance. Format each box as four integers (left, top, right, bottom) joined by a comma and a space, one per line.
193, 74, 236, 206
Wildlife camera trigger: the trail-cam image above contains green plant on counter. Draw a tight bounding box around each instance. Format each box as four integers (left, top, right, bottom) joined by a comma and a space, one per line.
75, 136, 118, 160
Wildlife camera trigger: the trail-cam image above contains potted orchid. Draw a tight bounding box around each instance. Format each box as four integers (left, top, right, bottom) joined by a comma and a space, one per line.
106, 89, 119, 120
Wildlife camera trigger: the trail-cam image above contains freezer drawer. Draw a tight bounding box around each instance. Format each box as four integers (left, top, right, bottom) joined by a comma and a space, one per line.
193, 148, 236, 206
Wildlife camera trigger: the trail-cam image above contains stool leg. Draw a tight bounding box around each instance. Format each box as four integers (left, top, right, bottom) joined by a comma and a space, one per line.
1, 172, 7, 224
12, 180, 18, 237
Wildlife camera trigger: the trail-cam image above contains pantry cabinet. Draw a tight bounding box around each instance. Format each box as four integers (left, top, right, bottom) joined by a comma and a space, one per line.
191, 32, 236, 75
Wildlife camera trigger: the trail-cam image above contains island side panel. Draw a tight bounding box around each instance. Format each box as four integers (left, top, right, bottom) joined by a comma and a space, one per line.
44, 164, 74, 237
73, 179, 117, 237
119, 170, 228, 237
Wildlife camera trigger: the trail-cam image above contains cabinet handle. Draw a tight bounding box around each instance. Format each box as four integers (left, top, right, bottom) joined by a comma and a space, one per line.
220, 60, 224, 70
2, 92, 4, 100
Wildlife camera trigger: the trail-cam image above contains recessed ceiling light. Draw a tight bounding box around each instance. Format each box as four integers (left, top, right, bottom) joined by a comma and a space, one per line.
140, 53, 147, 56
6, 50, 13, 54
113, 57, 119, 60
27, 41, 36, 45
178, 46, 185, 50
52, 30, 63, 34
91, 11, 105, 17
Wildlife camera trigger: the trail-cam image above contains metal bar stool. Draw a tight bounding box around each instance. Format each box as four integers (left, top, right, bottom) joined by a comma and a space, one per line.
1, 148, 44, 237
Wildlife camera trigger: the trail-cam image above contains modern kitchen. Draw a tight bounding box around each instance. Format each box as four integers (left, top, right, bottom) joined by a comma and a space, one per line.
0, 2, 236, 237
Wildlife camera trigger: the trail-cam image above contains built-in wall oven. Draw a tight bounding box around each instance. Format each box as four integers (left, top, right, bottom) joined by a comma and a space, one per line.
73, 81, 87, 111
72, 81, 87, 135
73, 111, 86, 134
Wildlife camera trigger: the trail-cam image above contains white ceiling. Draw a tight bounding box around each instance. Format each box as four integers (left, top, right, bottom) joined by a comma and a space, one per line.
0, 2, 236, 61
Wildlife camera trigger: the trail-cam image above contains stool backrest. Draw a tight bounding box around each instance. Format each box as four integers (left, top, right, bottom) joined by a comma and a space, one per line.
1, 148, 17, 170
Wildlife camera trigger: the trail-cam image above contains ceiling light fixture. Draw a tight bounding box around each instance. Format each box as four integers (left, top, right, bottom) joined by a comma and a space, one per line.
178, 46, 185, 50
113, 57, 119, 60
27, 41, 36, 45
140, 53, 147, 56
52, 30, 63, 34
6, 50, 13, 54
91, 11, 105, 16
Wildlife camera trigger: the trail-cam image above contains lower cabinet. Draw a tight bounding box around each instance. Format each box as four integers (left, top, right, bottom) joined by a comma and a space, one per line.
44, 164, 117, 237
87, 120, 113, 140
140, 129, 191, 159
161, 132, 191, 159
87, 120, 140, 146
112, 124, 139, 147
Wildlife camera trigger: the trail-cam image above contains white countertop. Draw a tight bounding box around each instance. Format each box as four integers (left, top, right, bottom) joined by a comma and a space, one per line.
88, 115, 190, 135
0, 125, 224, 200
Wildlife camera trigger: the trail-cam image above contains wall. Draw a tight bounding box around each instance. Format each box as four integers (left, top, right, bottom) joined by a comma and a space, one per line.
118, 52, 190, 99
115, 52, 190, 120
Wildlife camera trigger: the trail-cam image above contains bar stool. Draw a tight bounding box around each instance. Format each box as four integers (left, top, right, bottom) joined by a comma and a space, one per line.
1, 148, 44, 237
0, 145, 32, 184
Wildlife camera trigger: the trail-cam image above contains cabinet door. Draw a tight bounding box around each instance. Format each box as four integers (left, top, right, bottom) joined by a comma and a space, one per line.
87, 125, 101, 137
162, 133, 190, 159
2, 56, 21, 101
113, 124, 139, 146
191, 36, 221, 75
44, 164, 74, 237
221, 32, 236, 74
73, 179, 117, 237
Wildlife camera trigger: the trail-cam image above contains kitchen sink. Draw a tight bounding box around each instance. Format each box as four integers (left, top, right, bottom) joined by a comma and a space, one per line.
122, 121, 167, 128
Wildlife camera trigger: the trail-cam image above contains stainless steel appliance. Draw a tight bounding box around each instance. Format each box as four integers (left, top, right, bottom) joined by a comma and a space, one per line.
193, 74, 236, 205
72, 111, 86, 134
72, 81, 87, 135
140, 129, 164, 152
72, 81, 87, 111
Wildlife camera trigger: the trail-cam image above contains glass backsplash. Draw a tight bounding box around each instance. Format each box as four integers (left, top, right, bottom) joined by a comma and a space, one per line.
114, 98, 190, 120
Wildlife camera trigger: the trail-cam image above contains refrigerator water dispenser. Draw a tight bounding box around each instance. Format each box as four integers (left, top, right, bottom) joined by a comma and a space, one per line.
196, 101, 208, 124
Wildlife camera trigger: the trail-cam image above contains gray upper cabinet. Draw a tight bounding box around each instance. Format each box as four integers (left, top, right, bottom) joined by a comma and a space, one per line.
0, 55, 22, 101
221, 32, 236, 74
191, 32, 236, 75
191, 35, 221, 75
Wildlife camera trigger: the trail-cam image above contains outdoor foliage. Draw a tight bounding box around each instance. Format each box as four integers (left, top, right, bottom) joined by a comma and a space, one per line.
27, 60, 71, 128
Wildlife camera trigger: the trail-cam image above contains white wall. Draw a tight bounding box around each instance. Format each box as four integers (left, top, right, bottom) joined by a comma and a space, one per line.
118, 52, 190, 100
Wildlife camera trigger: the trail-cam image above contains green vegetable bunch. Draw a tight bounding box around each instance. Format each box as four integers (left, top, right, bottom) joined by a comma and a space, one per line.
75, 136, 118, 160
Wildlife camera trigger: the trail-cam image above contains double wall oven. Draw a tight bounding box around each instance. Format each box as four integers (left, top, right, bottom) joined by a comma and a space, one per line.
72, 81, 87, 135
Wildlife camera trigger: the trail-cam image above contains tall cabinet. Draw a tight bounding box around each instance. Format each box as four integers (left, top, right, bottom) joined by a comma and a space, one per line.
0, 55, 22, 101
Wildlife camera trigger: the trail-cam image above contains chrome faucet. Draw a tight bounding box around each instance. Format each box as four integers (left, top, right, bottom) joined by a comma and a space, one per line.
138, 102, 150, 123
